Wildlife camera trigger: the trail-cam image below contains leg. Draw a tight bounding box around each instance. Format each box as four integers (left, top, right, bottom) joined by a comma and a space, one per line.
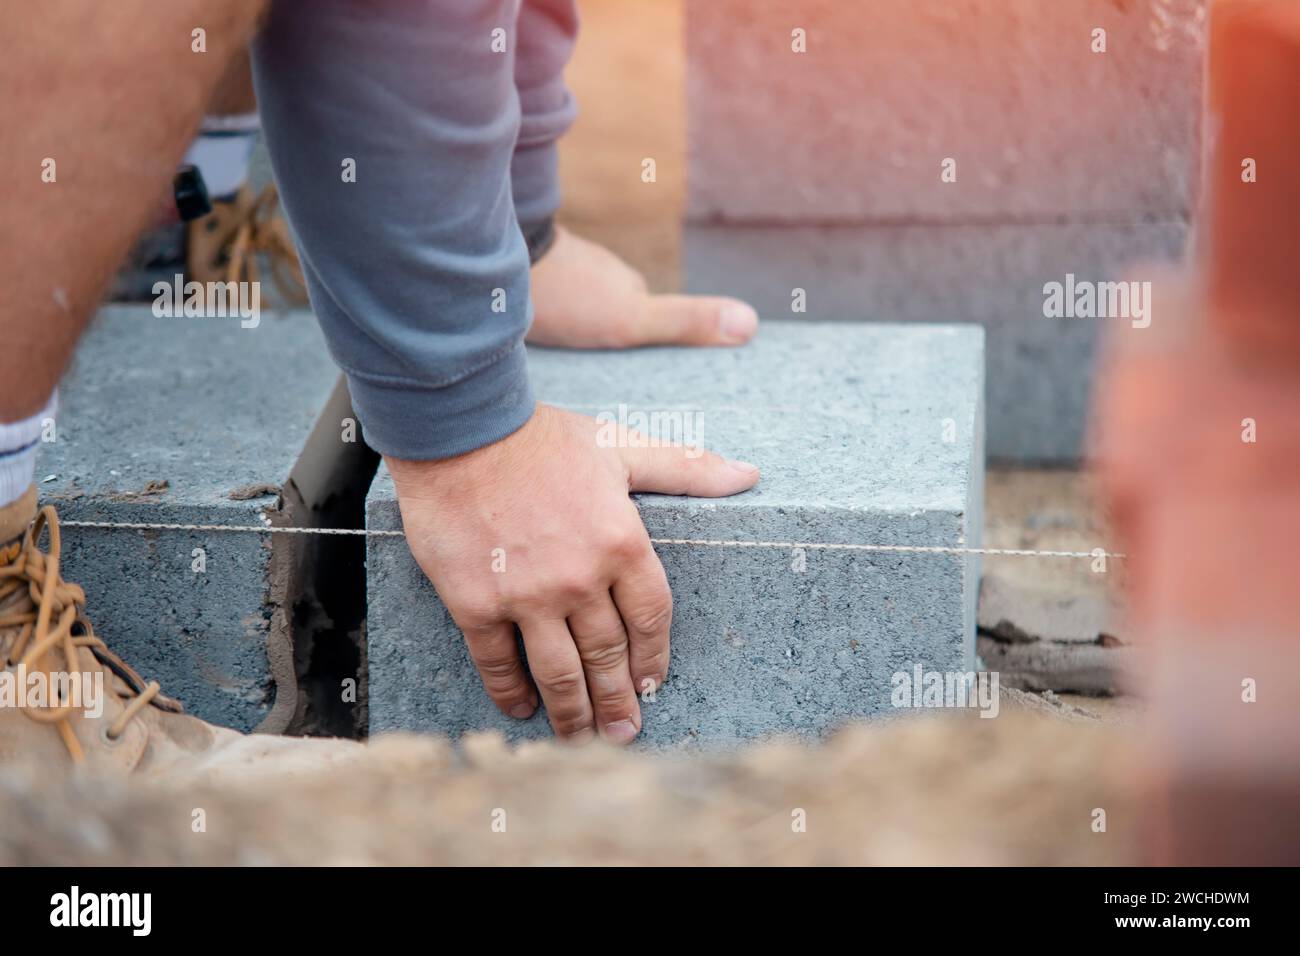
112, 44, 292, 303
0, 0, 364, 776
208, 46, 259, 117
0, 0, 266, 425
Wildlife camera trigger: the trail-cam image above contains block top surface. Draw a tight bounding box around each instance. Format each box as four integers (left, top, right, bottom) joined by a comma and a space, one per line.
41, 306, 339, 509
370, 322, 983, 541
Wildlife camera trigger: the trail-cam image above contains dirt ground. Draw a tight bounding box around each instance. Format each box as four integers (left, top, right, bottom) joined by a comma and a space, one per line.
0, 699, 1138, 866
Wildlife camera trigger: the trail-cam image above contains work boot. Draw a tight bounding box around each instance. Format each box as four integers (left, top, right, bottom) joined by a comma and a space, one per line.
0, 487, 362, 784
187, 183, 309, 306
112, 184, 309, 306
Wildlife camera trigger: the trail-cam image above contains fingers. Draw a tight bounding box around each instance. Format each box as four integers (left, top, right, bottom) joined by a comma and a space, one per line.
611, 548, 672, 701
631, 295, 759, 347
621, 442, 761, 498
518, 618, 596, 742
567, 595, 641, 744
458, 620, 538, 720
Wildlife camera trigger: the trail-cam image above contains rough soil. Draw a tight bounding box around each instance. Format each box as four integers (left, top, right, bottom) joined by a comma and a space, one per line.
982, 468, 1144, 721
0, 694, 1139, 866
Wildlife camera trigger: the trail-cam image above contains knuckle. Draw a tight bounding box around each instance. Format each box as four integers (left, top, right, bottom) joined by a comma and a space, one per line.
534, 666, 587, 700
541, 682, 596, 737
552, 568, 602, 603
498, 575, 589, 611
601, 526, 646, 561
473, 652, 521, 685
591, 688, 631, 713
624, 596, 673, 637
494, 580, 533, 611
586, 667, 633, 709
578, 637, 628, 671
447, 594, 503, 629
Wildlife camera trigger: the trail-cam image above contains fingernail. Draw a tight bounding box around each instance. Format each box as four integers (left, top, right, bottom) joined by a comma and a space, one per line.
726, 458, 759, 473
566, 727, 596, 745
718, 303, 758, 343
603, 719, 639, 745
510, 702, 535, 719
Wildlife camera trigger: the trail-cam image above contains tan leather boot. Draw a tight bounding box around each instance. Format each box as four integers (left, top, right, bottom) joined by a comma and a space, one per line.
187, 184, 309, 306
0, 487, 362, 785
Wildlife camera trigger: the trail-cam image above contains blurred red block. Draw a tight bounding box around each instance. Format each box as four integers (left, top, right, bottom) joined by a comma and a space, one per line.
1093, 0, 1300, 863
1206, 0, 1300, 361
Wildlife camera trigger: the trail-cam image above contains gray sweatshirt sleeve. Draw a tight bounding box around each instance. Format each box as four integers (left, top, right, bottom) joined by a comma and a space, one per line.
512, 0, 580, 234
251, 0, 535, 461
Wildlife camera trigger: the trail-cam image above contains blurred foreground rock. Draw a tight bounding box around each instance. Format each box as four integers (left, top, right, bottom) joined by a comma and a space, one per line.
0, 701, 1135, 866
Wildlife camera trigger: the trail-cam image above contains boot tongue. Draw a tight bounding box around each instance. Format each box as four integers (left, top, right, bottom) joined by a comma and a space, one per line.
0, 486, 38, 565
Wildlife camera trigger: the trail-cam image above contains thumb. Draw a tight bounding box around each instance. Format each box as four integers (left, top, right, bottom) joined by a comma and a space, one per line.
620, 442, 760, 498
631, 295, 759, 347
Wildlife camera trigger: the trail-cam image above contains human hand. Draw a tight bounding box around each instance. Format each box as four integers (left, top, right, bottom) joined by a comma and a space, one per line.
386, 403, 759, 744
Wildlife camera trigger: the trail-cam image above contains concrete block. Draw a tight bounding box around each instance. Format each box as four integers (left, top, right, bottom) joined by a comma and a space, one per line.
685, 219, 1189, 462
367, 321, 985, 747
38, 306, 343, 733
686, 0, 1205, 223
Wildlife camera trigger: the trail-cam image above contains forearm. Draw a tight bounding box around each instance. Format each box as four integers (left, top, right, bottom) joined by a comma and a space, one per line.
512, 0, 580, 233
252, 0, 535, 460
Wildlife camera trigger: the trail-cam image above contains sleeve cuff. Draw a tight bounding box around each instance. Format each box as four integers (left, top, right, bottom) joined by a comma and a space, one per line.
522, 216, 558, 264
346, 340, 536, 461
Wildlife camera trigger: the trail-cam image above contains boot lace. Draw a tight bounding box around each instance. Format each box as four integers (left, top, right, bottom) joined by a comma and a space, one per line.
223, 183, 310, 306
0, 506, 163, 761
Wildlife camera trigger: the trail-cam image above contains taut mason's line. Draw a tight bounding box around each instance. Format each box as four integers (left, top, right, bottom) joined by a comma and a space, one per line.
56, 519, 1126, 559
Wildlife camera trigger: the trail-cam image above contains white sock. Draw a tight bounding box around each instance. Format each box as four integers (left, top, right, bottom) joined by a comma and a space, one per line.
0, 392, 57, 509
182, 111, 261, 200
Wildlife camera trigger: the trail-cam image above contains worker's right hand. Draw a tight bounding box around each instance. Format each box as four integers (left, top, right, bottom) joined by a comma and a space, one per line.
385, 403, 760, 745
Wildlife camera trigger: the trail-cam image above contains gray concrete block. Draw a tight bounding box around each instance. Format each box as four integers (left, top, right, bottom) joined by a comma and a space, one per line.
367, 321, 985, 748
685, 219, 1189, 462
687, 0, 1205, 223
38, 306, 341, 733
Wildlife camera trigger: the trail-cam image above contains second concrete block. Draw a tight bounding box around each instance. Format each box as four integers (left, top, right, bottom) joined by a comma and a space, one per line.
367, 322, 985, 747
